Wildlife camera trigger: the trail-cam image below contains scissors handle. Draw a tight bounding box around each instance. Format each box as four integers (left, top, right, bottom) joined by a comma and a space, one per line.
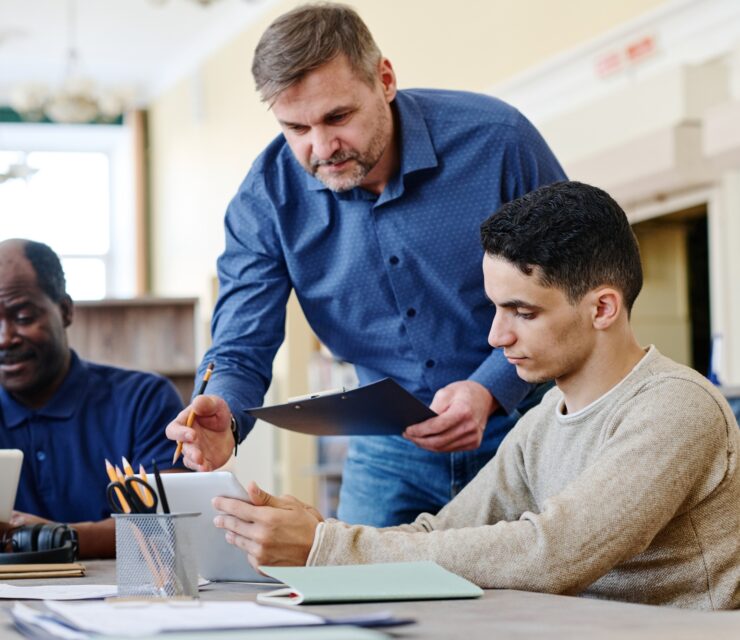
125, 477, 159, 513
107, 481, 132, 514
106, 478, 159, 514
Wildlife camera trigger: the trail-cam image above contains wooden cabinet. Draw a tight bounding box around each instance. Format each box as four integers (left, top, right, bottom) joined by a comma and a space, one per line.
66, 298, 198, 403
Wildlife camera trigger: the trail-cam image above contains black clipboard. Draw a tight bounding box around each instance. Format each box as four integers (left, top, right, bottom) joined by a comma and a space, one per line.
245, 378, 436, 436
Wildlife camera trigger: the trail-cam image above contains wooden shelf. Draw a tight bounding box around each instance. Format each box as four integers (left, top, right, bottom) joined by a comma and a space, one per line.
67, 298, 198, 403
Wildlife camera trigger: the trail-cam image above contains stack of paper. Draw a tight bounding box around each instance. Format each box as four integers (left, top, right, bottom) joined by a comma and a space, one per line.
0, 584, 117, 600
10, 602, 394, 639
5, 561, 475, 638
46, 601, 325, 635
0, 578, 210, 601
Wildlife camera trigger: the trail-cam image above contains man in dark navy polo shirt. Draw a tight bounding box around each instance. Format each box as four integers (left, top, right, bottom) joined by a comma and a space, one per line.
0, 239, 184, 558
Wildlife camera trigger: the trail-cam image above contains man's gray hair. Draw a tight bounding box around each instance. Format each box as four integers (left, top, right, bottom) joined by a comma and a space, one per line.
252, 2, 382, 104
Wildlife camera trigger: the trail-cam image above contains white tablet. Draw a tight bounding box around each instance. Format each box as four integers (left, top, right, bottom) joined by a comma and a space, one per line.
160, 471, 278, 583
0, 449, 23, 522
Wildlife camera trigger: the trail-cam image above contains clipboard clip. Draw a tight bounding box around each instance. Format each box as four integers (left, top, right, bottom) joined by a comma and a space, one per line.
287, 387, 346, 403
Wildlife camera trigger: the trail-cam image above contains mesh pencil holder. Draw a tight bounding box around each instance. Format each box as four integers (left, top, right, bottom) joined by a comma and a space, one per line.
113, 512, 200, 598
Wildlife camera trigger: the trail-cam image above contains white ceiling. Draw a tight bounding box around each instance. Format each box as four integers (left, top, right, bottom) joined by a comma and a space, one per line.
0, 0, 278, 108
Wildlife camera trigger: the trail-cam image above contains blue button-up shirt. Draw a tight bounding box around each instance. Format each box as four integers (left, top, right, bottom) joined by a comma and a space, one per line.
203, 89, 565, 448
0, 351, 184, 523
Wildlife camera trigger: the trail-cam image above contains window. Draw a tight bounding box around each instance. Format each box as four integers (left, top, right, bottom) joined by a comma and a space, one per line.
0, 122, 136, 299
0, 150, 110, 299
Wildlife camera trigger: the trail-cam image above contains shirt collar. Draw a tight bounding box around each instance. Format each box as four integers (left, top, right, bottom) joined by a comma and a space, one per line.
304, 90, 439, 196
0, 350, 88, 428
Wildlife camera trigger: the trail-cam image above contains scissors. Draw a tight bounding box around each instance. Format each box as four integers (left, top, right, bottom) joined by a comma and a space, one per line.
107, 477, 159, 514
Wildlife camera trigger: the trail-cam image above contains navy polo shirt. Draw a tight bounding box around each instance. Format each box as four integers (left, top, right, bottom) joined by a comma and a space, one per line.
0, 351, 184, 523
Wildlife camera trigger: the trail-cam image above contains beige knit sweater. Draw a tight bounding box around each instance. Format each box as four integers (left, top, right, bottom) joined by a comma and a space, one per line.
308, 347, 740, 609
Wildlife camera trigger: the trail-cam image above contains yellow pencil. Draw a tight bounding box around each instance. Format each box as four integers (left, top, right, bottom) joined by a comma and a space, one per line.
105, 459, 131, 514
132, 523, 166, 592
121, 456, 146, 503
121, 456, 135, 477
114, 464, 127, 484
137, 464, 156, 509
173, 363, 214, 464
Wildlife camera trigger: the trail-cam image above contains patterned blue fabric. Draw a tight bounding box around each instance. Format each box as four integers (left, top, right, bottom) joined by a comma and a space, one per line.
202, 89, 565, 523
0, 351, 184, 523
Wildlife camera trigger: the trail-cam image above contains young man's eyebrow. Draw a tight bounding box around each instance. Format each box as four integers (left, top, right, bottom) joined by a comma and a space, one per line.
496, 298, 542, 310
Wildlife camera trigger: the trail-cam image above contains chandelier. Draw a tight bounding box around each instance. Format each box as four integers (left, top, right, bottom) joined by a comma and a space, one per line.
10, 0, 127, 124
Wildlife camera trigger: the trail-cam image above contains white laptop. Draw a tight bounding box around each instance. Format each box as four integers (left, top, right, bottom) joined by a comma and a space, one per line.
0, 449, 23, 522
160, 471, 278, 583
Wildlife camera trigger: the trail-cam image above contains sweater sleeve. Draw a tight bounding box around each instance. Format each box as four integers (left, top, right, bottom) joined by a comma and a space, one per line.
309, 376, 730, 593
308, 414, 538, 569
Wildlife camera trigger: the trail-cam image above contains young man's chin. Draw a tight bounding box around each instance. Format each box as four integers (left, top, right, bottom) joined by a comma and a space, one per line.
514, 365, 551, 385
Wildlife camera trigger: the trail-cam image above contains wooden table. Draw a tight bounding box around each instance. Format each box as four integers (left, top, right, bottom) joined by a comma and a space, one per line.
1, 561, 739, 639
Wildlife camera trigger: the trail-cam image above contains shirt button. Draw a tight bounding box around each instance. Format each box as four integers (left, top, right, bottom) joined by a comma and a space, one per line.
36, 451, 46, 462
389, 255, 399, 265
406, 308, 416, 318
426, 359, 436, 368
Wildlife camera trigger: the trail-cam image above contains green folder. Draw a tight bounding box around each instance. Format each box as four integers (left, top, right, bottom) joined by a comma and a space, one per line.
257, 561, 483, 605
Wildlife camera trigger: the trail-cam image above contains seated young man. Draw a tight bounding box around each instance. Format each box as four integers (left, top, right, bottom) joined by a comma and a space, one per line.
0, 239, 184, 558
212, 181, 740, 609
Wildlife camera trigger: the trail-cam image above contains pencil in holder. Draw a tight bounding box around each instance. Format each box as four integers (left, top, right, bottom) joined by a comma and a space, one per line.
113, 512, 200, 598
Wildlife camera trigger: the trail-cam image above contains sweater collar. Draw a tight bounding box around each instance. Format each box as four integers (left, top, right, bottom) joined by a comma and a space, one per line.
556, 346, 657, 422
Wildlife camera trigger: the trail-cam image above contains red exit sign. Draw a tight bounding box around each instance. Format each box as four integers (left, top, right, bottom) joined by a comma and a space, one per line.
595, 34, 657, 78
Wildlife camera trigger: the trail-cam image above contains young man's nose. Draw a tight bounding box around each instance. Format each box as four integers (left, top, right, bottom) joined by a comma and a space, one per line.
488, 313, 515, 349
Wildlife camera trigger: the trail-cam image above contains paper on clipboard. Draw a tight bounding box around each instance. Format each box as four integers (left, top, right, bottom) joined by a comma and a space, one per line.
245, 378, 436, 436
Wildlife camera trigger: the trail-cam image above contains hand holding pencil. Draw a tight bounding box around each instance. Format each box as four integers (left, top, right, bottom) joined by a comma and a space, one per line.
166, 364, 235, 471
172, 363, 215, 464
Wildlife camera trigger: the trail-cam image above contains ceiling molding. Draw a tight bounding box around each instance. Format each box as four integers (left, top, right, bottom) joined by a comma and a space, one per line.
489, 0, 740, 125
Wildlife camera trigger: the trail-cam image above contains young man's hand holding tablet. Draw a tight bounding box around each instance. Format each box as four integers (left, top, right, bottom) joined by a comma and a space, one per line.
159, 471, 280, 583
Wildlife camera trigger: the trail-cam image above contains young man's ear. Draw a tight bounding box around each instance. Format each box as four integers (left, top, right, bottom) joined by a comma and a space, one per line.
60, 294, 74, 328
591, 287, 622, 330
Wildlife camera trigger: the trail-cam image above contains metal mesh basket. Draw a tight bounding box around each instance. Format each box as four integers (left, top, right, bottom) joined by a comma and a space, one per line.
114, 512, 200, 598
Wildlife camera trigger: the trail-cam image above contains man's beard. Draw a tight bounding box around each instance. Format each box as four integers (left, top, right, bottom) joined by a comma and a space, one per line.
311, 150, 369, 192
309, 106, 390, 192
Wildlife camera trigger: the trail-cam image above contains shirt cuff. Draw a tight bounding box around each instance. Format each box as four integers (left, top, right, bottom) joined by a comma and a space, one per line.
306, 521, 326, 566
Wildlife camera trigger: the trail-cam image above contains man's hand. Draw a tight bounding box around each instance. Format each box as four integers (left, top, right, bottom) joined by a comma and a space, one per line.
403, 381, 498, 452
213, 482, 323, 571
165, 395, 234, 471
8, 511, 49, 527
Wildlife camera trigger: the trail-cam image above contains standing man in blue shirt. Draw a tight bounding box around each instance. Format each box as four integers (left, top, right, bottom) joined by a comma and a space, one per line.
0, 239, 184, 557
166, 3, 566, 526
